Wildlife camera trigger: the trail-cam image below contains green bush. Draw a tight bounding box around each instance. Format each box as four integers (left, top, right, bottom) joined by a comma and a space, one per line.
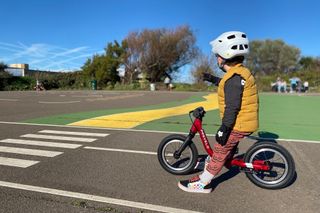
0, 76, 34, 91
111, 82, 142, 90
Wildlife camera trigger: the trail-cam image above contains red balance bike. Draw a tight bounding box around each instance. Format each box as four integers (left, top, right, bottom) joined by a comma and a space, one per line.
157, 107, 296, 189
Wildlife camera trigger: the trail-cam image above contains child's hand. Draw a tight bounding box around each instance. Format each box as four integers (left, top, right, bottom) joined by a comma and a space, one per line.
202, 73, 215, 82
215, 124, 231, 146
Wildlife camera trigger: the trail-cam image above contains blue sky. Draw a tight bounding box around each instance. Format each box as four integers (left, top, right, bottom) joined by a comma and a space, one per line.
1, 0, 319, 82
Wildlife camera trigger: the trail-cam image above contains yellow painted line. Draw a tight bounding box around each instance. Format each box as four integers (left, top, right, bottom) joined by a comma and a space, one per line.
68, 93, 218, 128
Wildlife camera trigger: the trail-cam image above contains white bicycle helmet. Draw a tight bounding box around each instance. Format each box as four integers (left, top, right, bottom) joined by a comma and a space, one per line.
210, 31, 249, 59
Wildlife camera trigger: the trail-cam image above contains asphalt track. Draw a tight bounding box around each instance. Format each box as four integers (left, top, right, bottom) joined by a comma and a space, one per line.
0, 91, 319, 213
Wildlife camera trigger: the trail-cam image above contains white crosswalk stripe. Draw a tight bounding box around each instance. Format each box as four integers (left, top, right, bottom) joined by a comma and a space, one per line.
21, 134, 97, 142
38, 130, 109, 137
0, 139, 82, 149
0, 157, 39, 168
0, 129, 109, 168
0, 146, 63, 157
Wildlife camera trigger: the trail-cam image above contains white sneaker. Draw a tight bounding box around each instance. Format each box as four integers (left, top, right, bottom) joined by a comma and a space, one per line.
178, 175, 212, 193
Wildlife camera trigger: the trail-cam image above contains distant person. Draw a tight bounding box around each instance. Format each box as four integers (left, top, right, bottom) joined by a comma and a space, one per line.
169, 82, 174, 91
164, 75, 171, 90
35, 80, 41, 91
273, 77, 286, 93
282, 80, 287, 93
270, 81, 277, 92
35, 79, 45, 91
304, 81, 309, 92
289, 77, 298, 93
279, 79, 287, 93
178, 31, 259, 193
296, 78, 302, 93
276, 77, 281, 93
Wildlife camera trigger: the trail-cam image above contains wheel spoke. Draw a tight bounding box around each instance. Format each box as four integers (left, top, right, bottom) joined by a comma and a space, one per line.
263, 151, 268, 161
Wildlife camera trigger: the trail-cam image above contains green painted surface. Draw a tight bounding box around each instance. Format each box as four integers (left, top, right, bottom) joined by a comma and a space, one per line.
23, 94, 207, 125
258, 94, 320, 141
135, 109, 221, 134
136, 94, 320, 141
23, 93, 320, 141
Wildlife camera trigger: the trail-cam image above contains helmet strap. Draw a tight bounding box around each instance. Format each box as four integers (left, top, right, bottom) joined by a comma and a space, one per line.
218, 58, 227, 72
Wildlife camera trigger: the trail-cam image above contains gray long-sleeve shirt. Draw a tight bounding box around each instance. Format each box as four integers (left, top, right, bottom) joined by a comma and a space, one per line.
211, 74, 244, 128
223, 74, 244, 128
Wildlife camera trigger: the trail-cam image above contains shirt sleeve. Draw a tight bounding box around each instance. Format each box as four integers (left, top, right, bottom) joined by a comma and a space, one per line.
222, 74, 244, 128
212, 76, 221, 86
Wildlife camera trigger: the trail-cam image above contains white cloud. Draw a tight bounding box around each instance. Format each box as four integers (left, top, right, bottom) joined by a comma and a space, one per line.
0, 42, 101, 71
42, 53, 95, 70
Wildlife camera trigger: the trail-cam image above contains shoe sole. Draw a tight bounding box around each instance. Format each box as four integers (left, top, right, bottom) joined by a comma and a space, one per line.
178, 182, 212, 193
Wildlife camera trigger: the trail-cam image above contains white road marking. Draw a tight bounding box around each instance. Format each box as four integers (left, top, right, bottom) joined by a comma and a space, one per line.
84, 146, 157, 155
0, 139, 82, 149
38, 130, 109, 137
0, 99, 18, 102
0, 157, 39, 168
38, 101, 81, 104
21, 134, 97, 142
0, 121, 319, 144
72, 95, 103, 98
0, 146, 63, 157
0, 181, 202, 213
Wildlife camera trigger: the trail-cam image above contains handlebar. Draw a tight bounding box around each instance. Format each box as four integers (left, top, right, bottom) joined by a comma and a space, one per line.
190, 107, 206, 119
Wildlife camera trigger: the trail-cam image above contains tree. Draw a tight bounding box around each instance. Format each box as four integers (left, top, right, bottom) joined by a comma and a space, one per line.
122, 26, 198, 83
246, 39, 300, 75
299, 56, 320, 71
191, 53, 214, 84
0, 62, 10, 78
0, 62, 12, 90
0, 62, 8, 72
82, 41, 124, 88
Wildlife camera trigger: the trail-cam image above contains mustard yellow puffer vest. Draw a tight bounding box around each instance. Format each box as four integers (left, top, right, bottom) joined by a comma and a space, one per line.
218, 64, 259, 132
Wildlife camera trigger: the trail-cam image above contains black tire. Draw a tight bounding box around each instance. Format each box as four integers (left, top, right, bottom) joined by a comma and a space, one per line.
244, 142, 295, 189
157, 134, 198, 175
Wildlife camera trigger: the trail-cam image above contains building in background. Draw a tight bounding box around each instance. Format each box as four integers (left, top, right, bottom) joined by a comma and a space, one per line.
5, 64, 29, 77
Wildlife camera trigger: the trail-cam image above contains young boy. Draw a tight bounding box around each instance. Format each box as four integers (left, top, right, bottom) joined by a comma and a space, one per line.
178, 31, 259, 193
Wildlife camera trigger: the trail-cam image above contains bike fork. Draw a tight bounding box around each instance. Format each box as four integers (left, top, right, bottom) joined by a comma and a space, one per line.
174, 132, 195, 159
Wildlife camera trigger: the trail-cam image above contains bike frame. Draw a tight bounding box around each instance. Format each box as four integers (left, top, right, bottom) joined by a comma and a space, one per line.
188, 117, 270, 172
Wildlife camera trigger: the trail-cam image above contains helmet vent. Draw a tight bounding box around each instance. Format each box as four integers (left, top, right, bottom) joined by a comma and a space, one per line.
227, 35, 236, 39
242, 34, 247, 38
218, 40, 222, 42
239, 45, 244, 50
244, 44, 248, 49
231, 45, 237, 50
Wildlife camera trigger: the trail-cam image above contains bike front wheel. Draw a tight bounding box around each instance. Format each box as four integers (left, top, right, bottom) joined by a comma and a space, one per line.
244, 141, 295, 189
157, 134, 198, 175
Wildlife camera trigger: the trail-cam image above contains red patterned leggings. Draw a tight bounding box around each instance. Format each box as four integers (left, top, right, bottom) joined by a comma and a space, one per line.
206, 131, 250, 176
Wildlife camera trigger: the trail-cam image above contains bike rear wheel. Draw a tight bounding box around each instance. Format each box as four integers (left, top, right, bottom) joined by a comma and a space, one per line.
157, 134, 198, 175
244, 142, 295, 189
